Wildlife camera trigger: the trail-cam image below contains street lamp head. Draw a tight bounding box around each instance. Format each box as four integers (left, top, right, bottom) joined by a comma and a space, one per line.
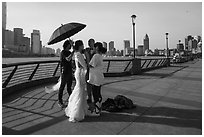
165, 32, 169, 39
131, 15, 137, 24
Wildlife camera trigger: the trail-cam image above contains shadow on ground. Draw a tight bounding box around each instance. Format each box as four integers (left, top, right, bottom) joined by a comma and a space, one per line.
2, 103, 201, 135
84, 105, 202, 129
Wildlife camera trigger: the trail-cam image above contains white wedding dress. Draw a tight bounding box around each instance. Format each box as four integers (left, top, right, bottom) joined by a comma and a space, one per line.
45, 77, 61, 94
65, 52, 88, 122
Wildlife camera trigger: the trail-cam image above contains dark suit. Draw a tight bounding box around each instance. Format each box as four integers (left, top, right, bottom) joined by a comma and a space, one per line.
58, 50, 73, 104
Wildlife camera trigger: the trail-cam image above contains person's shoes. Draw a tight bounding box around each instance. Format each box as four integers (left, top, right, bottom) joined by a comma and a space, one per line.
88, 102, 95, 112
95, 102, 102, 114
87, 110, 100, 116
58, 102, 67, 108
69, 117, 77, 123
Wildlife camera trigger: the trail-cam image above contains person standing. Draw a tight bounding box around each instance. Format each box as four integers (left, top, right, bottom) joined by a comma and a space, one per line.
58, 39, 74, 108
84, 39, 95, 106
87, 42, 107, 116
65, 40, 88, 122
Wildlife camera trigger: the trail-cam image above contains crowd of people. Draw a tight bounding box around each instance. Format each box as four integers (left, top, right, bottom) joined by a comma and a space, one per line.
45, 38, 107, 122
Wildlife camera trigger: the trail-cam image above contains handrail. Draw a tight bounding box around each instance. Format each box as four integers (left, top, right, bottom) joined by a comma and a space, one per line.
2, 60, 60, 68
2, 59, 134, 90
2, 57, 172, 95
103, 58, 133, 62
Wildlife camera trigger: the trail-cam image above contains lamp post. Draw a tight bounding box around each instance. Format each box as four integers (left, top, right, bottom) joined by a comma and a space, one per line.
165, 32, 170, 66
165, 33, 169, 58
131, 15, 136, 58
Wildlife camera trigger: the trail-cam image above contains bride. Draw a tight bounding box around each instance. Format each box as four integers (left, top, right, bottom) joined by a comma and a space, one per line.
65, 40, 88, 122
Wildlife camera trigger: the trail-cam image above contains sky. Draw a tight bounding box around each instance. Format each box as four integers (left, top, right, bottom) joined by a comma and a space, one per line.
6, 1, 202, 51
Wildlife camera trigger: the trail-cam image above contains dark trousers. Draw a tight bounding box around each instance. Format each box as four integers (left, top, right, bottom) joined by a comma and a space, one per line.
86, 68, 93, 103
58, 72, 72, 104
92, 85, 102, 103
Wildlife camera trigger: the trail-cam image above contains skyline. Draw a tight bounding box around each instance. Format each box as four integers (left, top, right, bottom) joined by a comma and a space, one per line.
6, 2, 202, 51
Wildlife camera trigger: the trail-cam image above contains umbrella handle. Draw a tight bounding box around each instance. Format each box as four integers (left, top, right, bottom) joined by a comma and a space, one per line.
68, 38, 74, 47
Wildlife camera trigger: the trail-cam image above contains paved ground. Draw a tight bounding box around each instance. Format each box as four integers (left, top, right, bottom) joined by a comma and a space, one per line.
2, 59, 202, 135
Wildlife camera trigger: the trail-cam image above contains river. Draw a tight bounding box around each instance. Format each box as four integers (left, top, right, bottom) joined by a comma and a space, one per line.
2, 56, 166, 64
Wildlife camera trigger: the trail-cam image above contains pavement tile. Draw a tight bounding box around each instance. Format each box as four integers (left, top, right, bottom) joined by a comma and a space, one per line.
119, 122, 201, 135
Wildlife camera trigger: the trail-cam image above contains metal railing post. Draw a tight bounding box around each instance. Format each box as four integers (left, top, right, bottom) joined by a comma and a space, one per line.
141, 60, 147, 68
106, 61, 111, 73
3, 65, 18, 88
28, 64, 39, 80
146, 60, 152, 68
124, 60, 132, 72
53, 62, 60, 76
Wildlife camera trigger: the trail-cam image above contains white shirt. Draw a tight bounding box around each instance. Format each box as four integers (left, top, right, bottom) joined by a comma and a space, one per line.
87, 53, 104, 86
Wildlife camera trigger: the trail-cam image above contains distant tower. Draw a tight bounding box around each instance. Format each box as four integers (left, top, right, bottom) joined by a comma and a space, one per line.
143, 34, 149, 54
192, 39, 198, 49
138, 45, 144, 56
103, 42, 107, 49
5, 30, 14, 48
14, 28, 24, 51
124, 40, 130, 56
31, 30, 41, 54
109, 41, 114, 51
2, 2, 7, 48
14, 28, 23, 46
177, 40, 184, 52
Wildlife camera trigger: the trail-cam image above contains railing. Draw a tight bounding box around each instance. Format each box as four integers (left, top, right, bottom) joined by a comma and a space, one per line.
2, 60, 61, 96
141, 58, 169, 71
2, 57, 170, 96
103, 58, 133, 76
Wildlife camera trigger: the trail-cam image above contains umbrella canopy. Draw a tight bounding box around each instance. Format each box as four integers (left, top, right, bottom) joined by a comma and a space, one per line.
48, 22, 86, 45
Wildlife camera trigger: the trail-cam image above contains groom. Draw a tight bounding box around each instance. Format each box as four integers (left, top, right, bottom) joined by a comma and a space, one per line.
58, 40, 74, 108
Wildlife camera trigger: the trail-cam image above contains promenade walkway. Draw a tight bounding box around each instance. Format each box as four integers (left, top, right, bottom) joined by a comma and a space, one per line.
2, 59, 202, 135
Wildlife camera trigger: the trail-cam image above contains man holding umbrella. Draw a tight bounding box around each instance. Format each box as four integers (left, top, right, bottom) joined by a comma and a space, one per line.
58, 39, 74, 108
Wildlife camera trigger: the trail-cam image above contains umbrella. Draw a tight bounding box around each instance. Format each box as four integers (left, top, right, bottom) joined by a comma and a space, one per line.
48, 22, 86, 45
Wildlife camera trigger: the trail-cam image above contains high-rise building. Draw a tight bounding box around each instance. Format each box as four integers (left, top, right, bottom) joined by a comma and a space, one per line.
138, 45, 144, 56
103, 42, 107, 49
143, 34, 149, 54
124, 40, 130, 56
177, 43, 184, 52
31, 30, 41, 54
185, 35, 201, 51
21, 37, 30, 53
124, 40, 130, 49
6, 28, 30, 53
188, 39, 193, 51
109, 41, 114, 51
192, 39, 198, 49
14, 28, 24, 46
5, 30, 14, 49
187, 35, 193, 41
2, 2, 7, 48
121, 50, 124, 56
